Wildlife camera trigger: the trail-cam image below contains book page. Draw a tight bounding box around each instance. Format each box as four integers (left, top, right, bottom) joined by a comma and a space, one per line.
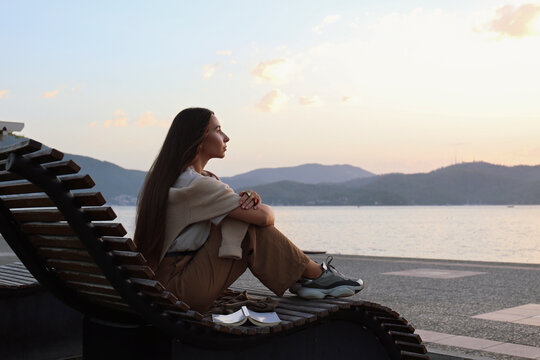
212, 309, 246, 325
244, 306, 281, 325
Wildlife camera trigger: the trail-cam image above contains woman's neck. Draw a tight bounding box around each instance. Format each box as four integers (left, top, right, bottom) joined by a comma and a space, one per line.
189, 156, 209, 174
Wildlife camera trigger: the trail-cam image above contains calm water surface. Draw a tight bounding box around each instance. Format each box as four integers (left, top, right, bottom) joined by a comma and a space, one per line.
114, 205, 540, 264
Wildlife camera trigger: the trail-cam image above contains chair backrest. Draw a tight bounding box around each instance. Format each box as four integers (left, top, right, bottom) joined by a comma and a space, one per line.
0, 139, 201, 335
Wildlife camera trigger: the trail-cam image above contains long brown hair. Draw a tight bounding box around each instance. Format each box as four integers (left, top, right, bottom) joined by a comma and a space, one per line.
134, 107, 214, 269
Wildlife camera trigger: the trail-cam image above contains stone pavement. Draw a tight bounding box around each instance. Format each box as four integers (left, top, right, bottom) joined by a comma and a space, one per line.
232, 254, 540, 360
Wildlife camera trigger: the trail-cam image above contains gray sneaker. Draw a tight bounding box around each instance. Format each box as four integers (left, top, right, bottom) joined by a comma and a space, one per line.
295, 256, 364, 299
288, 277, 308, 294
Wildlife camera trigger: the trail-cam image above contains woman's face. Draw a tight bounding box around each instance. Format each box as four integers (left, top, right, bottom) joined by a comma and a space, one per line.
199, 115, 230, 159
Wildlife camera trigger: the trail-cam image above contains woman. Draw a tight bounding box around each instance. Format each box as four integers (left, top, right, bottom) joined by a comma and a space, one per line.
134, 107, 363, 312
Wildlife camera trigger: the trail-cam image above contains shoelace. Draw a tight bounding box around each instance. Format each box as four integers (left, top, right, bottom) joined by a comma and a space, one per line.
322, 255, 348, 277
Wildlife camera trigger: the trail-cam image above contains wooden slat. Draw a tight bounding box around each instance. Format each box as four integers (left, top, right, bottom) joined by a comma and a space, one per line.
102, 237, 136, 251
0, 174, 94, 195
44, 160, 81, 175
26, 148, 64, 164
57, 270, 111, 286
361, 301, 400, 317
272, 313, 306, 326
145, 298, 190, 312
68, 281, 119, 296
375, 316, 409, 325
129, 278, 165, 292
85, 207, 117, 221
274, 302, 329, 317
396, 341, 428, 354
144, 291, 186, 311
0, 273, 33, 284
143, 296, 179, 309
0, 138, 42, 160
383, 323, 415, 333
38, 247, 92, 261
0, 266, 36, 280
165, 310, 203, 321
0, 148, 63, 171
0, 171, 23, 182
22, 222, 127, 236
12, 207, 117, 222
58, 174, 95, 189
388, 331, 422, 344
0, 181, 40, 195
0, 278, 22, 286
275, 307, 317, 323
111, 250, 147, 266
77, 289, 123, 301
0, 271, 37, 283
2, 192, 105, 208
30, 235, 83, 249
276, 297, 340, 312
120, 264, 155, 279
0, 160, 81, 181
142, 290, 179, 304
46, 259, 103, 275
274, 321, 291, 331
308, 297, 354, 309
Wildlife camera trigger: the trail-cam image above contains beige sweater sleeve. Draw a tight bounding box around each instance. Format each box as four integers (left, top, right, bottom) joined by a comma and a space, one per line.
163, 176, 248, 261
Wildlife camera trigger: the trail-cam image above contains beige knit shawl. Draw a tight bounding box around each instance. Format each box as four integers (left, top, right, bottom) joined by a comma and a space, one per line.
161, 175, 249, 262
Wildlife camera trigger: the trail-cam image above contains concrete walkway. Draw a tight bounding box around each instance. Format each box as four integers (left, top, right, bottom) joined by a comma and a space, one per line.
232, 254, 540, 360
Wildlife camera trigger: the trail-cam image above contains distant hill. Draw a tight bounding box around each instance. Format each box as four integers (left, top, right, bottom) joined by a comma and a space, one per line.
1, 135, 539, 205
221, 163, 374, 190
250, 180, 406, 205
255, 162, 540, 205
63, 154, 146, 205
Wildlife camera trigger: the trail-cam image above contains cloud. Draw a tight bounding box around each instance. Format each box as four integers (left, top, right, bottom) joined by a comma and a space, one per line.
0, 90, 8, 99
216, 50, 232, 56
104, 110, 128, 128
299, 95, 323, 106
341, 96, 359, 104
89, 121, 97, 128
158, 120, 171, 128
256, 89, 288, 112
251, 58, 292, 84
480, 3, 540, 38
203, 63, 220, 79
312, 14, 341, 34
43, 89, 60, 98
137, 111, 157, 127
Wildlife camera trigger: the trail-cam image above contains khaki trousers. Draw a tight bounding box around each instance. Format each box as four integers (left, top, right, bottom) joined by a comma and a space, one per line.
155, 224, 310, 313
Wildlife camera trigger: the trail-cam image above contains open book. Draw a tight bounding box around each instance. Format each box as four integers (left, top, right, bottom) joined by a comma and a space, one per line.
211, 306, 281, 327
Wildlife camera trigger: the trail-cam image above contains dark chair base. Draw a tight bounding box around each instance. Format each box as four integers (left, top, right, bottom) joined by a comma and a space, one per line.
0, 289, 82, 360
83, 316, 392, 360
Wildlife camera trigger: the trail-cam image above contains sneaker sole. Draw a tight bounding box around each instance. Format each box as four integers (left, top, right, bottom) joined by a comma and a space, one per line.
296, 284, 363, 299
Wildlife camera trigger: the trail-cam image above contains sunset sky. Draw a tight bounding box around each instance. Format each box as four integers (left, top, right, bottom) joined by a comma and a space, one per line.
1, 0, 540, 176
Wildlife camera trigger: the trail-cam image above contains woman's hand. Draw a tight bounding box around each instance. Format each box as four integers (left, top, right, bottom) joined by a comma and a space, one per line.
239, 190, 261, 210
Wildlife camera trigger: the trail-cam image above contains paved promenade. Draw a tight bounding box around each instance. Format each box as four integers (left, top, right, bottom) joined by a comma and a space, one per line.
233, 254, 540, 360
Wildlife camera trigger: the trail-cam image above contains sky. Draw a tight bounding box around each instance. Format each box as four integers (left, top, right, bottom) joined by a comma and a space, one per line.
1, 0, 540, 176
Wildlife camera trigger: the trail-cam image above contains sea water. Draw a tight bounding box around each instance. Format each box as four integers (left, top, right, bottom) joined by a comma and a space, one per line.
113, 205, 540, 264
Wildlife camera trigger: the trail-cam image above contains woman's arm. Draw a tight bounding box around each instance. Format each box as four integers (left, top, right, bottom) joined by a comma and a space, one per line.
227, 203, 275, 226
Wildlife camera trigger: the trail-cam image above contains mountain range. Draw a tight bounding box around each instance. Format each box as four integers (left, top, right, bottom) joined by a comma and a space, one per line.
2, 136, 539, 205
62, 154, 540, 206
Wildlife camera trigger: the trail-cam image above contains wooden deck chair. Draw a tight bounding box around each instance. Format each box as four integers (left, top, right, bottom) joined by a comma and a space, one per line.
0, 138, 429, 360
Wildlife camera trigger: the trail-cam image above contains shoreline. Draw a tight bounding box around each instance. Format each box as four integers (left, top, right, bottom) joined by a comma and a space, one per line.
1, 249, 539, 267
